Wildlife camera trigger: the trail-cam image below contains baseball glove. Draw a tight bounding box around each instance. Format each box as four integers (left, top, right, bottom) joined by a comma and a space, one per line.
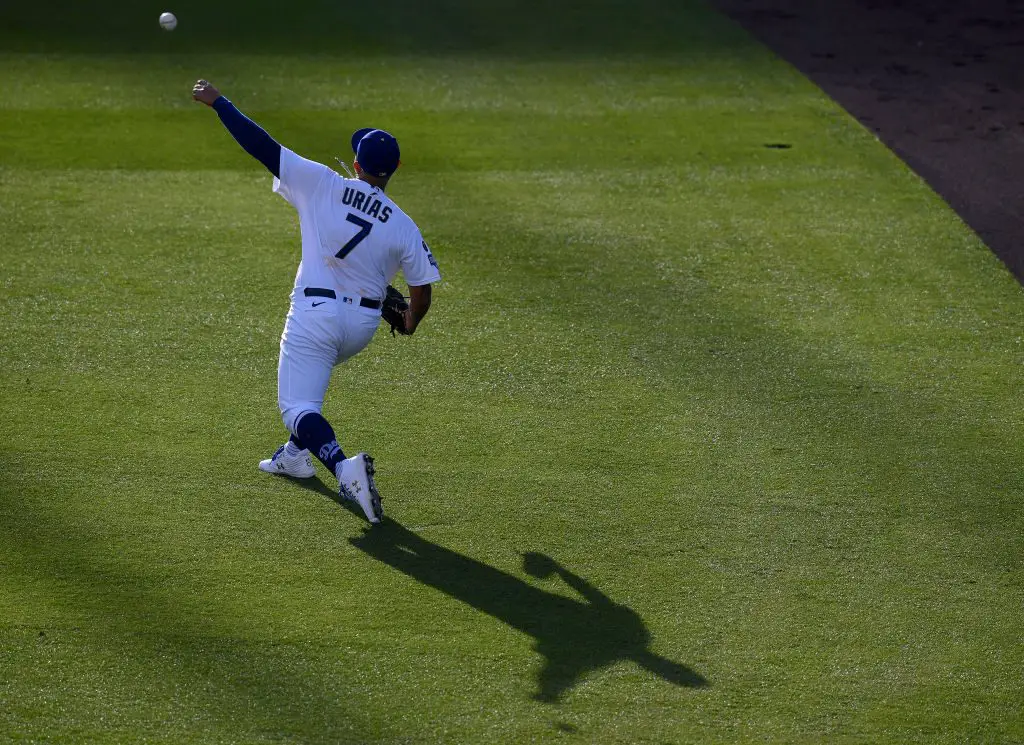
381, 284, 410, 336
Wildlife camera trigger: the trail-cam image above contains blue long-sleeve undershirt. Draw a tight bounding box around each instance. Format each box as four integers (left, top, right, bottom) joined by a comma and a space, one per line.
212, 96, 282, 178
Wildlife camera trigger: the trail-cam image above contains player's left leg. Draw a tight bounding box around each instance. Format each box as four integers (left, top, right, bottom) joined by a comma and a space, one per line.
258, 439, 316, 478
264, 303, 338, 478
276, 308, 343, 463
291, 410, 346, 475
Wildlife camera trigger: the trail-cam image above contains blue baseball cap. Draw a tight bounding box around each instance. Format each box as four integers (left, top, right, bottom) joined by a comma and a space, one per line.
350, 127, 401, 178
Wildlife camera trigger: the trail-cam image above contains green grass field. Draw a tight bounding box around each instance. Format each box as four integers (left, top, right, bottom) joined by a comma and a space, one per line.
1, 1, 1022, 742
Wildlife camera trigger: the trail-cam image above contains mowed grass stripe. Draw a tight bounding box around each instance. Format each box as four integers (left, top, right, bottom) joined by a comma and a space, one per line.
0, 54, 803, 112
0, 106, 841, 172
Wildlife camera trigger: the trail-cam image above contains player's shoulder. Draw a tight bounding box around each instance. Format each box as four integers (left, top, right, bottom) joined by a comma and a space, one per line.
281, 146, 332, 173
385, 199, 418, 230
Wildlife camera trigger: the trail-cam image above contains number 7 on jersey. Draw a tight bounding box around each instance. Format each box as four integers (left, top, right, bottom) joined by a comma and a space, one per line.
335, 213, 373, 259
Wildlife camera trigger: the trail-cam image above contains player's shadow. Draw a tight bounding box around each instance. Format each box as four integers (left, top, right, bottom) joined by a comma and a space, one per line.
284, 474, 339, 501
283, 475, 379, 521
349, 519, 708, 703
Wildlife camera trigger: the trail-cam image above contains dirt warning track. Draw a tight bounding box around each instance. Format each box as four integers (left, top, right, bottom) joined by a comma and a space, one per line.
713, 0, 1024, 282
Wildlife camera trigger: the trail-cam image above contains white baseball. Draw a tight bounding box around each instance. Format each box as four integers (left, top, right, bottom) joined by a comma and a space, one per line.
159, 12, 177, 31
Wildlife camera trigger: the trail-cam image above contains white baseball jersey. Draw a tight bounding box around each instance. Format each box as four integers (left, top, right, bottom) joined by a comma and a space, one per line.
272, 147, 440, 303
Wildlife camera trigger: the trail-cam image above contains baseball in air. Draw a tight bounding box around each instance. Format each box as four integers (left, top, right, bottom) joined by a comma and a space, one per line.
159, 12, 177, 31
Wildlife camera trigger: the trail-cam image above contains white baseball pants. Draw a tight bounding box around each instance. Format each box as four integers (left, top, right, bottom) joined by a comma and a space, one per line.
277, 293, 380, 435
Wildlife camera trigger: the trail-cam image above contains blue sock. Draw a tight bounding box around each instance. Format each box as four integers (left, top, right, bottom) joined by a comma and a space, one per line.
295, 412, 346, 475
288, 433, 305, 450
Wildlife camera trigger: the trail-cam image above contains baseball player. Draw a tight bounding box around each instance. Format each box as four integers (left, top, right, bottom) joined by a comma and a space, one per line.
192, 79, 440, 524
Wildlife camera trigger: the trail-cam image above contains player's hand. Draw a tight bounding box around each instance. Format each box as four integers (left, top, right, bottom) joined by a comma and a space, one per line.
192, 79, 221, 106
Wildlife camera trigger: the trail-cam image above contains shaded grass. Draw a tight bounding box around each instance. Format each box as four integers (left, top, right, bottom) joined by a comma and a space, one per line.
0, 0, 743, 55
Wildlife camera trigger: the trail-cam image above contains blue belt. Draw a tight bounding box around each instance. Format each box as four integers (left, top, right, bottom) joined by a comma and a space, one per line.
303, 287, 382, 309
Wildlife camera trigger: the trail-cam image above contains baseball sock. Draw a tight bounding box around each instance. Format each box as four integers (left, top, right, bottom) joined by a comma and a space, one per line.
285, 433, 305, 455
294, 412, 346, 476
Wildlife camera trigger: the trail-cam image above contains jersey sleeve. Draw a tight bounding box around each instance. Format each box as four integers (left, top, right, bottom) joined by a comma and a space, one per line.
401, 228, 442, 286
272, 147, 330, 210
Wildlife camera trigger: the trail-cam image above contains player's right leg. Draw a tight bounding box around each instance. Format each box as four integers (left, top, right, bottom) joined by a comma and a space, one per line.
316, 308, 384, 522
328, 309, 384, 522
274, 299, 383, 523
336, 452, 382, 524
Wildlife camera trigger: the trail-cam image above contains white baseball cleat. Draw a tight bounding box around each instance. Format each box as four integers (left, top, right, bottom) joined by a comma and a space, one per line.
258, 444, 316, 479
337, 452, 383, 524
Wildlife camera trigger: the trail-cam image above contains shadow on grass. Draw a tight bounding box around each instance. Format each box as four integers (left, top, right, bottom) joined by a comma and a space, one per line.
281, 473, 370, 522
171, 474, 706, 702
349, 518, 708, 703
